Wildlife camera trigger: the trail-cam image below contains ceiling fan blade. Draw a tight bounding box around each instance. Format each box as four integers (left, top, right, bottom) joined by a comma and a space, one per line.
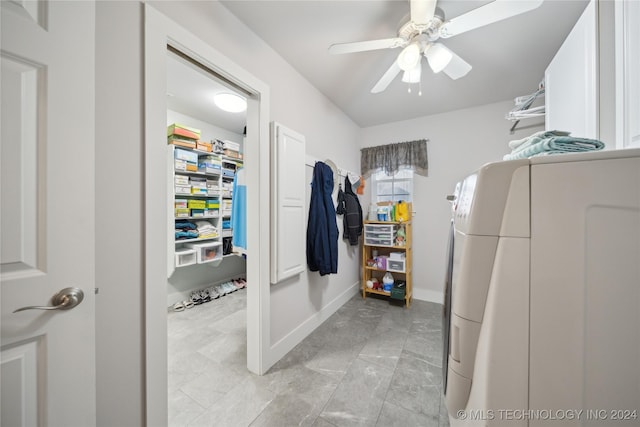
439, 0, 543, 38
329, 38, 407, 54
442, 50, 472, 80
371, 60, 402, 93
410, 0, 437, 25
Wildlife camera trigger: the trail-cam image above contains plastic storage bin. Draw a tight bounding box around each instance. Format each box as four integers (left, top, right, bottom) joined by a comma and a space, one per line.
175, 247, 197, 267
364, 224, 396, 247
387, 258, 406, 273
186, 241, 222, 264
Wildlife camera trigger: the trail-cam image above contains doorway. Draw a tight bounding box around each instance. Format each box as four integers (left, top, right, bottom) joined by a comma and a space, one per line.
144, 5, 271, 426
165, 47, 250, 424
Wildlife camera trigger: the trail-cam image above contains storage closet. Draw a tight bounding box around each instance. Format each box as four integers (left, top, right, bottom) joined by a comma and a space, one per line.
165, 49, 248, 307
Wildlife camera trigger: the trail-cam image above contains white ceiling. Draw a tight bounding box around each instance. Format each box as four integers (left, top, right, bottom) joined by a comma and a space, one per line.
166, 50, 247, 135
220, 0, 589, 128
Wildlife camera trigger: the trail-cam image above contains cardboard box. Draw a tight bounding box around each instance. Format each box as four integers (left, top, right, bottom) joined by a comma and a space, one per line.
167, 123, 201, 140
175, 159, 187, 171
187, 200, 206, 209
196, 141, 212, 152
174, 148, 198, 163
174, 175, 189, 186
168, 135, 197, 149
175, 185, 191, 195
175, 208, 190, 218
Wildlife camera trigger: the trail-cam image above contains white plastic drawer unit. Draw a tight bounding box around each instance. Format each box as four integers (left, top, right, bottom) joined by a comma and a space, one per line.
185, 241, 222, 264
175, 248, 197, 267
387, 258, 406, 273
364, 223, 396, 247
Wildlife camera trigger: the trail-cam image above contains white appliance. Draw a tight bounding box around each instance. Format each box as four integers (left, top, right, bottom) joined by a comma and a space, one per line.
442, 149, 640, 426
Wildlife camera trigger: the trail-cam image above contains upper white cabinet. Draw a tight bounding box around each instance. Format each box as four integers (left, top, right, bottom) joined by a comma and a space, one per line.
270, 122, 306, 284
545, 0, 639, 148
545, 0, 597, 139
615, 0, 640, 148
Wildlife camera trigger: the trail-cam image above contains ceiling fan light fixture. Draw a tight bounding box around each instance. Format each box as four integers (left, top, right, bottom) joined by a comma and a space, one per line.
397, 42, 421, 71
213, 92, 247, 113
425, 43, 453, 73
401, 61, 422, 83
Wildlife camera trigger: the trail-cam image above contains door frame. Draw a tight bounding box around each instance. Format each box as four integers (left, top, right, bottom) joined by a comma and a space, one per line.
144, 5, 271, 426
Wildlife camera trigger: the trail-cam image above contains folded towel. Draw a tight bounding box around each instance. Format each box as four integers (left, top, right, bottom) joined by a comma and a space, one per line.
175, 220, 196, 230
175, 230, 199, 240
504, 133, 605, 160
508, 130, 570, 150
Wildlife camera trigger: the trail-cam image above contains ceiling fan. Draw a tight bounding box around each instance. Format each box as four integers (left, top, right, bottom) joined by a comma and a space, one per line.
329, 0, 543, 94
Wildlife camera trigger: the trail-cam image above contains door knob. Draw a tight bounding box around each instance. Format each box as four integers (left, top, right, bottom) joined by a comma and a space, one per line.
13, 287, 84, 313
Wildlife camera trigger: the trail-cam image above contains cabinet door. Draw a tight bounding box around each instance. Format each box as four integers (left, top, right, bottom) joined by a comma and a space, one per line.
545, 0, 598, 138
616, 0, 640, 148
270, 122, 306, 283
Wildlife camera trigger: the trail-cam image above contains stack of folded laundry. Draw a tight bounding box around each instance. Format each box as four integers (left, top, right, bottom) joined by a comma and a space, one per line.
175, 220, 198, 240
194, 220, 217, 239
503, 130, 605, 160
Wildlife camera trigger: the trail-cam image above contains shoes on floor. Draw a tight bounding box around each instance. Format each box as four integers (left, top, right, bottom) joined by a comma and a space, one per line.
190, 290, 203, 305
207, 286, 220, 299
178, 279, 247, 311
199, 288, 211, 304
172, 300, 195, 312
214, 284, 227, 296
222, 282, 236, 294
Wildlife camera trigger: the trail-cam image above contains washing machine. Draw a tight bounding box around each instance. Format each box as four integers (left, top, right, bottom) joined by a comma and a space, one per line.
442, 148, 640, 426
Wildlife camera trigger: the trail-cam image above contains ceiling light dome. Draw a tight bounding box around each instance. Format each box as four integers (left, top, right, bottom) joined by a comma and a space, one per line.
397, 42, 421, 71
425, 43, 453, 73
401, 61, 421, 83
214, 92, 247, 113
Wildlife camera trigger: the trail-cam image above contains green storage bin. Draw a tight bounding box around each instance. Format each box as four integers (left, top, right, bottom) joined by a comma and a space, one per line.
390, 281, 406, 300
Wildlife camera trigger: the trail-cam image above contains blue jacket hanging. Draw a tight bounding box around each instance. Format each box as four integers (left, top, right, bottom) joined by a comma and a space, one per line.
306, 162, 338, 275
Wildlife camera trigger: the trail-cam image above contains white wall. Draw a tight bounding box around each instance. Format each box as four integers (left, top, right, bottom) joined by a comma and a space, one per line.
360, 100, 544, 303
95, 2, 144, 426
147, 0, 361, 351
95, 1, 360, 424
158, 1, 361, 351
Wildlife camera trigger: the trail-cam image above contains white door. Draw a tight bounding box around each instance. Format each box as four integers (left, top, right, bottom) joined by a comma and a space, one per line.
1, 2, 96, 426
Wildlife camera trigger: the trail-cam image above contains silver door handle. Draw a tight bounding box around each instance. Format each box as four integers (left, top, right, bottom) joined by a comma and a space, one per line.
13, 287, 84, 313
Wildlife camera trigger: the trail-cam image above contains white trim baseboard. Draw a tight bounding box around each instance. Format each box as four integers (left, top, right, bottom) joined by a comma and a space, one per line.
413, 288, 444, 305
266, 282, 360, 369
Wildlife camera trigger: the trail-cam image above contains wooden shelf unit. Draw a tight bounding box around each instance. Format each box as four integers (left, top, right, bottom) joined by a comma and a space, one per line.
361, 215, 412, 308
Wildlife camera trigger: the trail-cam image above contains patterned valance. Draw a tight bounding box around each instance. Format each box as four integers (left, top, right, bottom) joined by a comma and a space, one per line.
361, 139, 428, 178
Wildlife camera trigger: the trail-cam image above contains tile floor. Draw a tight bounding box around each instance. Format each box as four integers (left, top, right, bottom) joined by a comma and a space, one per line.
168, 289, 450, 427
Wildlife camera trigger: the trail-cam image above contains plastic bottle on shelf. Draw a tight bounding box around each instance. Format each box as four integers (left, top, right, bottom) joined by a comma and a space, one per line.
396, 200, 408, 222
382, 272, 394, 292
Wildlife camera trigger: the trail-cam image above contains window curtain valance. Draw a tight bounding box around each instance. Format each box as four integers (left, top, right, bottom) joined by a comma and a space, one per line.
361, 139, 428, 178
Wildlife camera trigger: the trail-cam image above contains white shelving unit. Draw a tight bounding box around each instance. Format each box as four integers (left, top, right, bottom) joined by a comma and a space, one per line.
167, 144, 244, 275
169, 144, 223, 272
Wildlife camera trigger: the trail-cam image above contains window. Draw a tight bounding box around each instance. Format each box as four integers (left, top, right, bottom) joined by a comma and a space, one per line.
372, 169, 413, 203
